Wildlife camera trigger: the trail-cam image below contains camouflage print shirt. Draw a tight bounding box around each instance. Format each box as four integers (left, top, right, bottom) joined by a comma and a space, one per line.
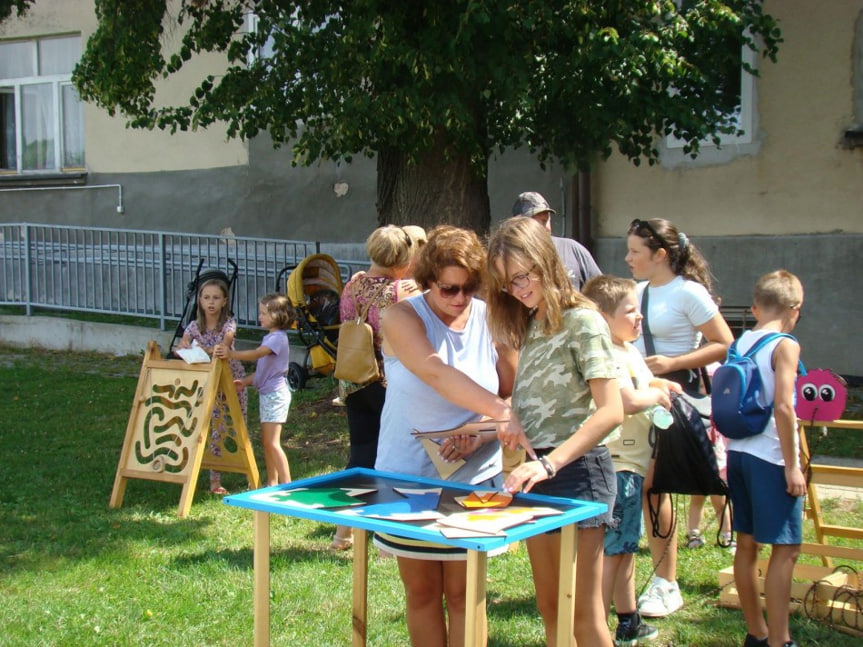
512, 307, 620, 449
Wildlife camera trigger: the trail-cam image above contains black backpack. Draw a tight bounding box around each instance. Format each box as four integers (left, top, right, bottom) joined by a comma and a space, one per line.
647, 392, 729, 539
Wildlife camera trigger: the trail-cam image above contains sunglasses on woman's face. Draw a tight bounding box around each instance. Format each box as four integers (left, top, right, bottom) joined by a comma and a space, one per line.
434, 281, 477, 298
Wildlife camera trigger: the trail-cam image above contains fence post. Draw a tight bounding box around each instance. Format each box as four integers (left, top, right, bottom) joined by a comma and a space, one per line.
159, 232, 167, 331
23, 224, 32, 317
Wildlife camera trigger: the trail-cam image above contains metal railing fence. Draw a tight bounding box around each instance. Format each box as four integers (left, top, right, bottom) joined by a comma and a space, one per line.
0, 223, 367, 330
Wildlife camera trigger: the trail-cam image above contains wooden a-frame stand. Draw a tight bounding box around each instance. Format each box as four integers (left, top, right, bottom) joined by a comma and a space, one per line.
110, 341, 260, 518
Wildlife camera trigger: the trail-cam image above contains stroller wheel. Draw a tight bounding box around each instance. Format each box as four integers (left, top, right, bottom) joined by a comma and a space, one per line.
287, 362, 307, 392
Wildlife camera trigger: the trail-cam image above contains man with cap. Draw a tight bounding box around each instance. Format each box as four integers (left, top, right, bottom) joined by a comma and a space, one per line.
511, 191, 601, 291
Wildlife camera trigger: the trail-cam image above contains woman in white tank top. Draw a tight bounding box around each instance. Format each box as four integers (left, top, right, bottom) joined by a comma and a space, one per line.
375, 225, 518, 647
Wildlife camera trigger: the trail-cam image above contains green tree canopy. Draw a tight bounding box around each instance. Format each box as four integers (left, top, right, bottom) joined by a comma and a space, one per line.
0, 0, 33, 22
23, 1, 783, 230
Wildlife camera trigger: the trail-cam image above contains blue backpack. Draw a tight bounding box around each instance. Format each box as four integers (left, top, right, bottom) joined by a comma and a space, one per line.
712, 333, 804, 440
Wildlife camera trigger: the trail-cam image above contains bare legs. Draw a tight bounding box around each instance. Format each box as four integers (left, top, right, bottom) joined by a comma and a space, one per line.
527, 527, 613, 647
688, 494, 732, 539
643, 459, 677, 582
260, 421, 291, 486
396, 557, 481, 647
735, 533, 800, 647
602, 552, 637, 616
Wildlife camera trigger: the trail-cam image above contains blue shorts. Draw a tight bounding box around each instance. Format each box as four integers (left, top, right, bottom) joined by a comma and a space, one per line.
604, 471, 644, 555
259, 387, 291, 423
728, 450, 803, 545
531, 446, 616, 529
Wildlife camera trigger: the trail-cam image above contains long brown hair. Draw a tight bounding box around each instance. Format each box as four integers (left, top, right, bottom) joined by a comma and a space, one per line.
195, 278, 230, 332
486, 217, 595, 349
628, 218, 719, 303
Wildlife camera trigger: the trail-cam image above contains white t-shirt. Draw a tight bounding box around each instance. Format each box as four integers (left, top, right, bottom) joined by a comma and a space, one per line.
633, 276, 718, 358
726, 330, 801, 467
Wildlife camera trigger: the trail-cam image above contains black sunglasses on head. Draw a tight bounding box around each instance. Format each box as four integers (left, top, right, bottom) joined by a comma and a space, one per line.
630, 218, 666, 249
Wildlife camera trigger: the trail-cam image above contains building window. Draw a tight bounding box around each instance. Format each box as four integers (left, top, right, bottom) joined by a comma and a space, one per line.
665, 43, 757, 151
0, 35, 84, 174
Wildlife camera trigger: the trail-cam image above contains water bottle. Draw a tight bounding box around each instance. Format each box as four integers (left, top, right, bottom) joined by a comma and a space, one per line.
650, 405, 674, 430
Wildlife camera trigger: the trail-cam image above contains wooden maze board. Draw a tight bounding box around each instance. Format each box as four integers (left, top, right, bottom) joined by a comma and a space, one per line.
110, 342, 259, 517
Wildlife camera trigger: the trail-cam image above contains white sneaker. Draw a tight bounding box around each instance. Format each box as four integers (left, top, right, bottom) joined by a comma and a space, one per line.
638, 577, 683, 618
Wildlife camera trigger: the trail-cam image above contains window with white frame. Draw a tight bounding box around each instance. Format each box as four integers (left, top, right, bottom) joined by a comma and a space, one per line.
665, 42, 757, 150
0, 35, 84, 174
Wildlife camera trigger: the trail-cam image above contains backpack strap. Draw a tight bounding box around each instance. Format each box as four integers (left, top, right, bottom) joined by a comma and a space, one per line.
640, 286, 656, 357
736, 332, 805, 374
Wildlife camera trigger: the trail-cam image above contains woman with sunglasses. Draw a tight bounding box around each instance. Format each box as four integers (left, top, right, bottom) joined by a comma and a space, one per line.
626, 218, 734, 618
486, 216, 623, 647
375, 225, 518, 647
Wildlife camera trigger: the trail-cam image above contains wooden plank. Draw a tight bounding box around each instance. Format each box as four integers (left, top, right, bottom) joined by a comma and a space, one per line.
816, 524, 863, 541
799, 541, 863, 561
253, 512, 270, 647
809, 465, 863, 488
464, 550, 487, 647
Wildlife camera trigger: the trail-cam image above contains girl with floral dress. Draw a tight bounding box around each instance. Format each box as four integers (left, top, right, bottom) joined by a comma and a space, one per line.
177, 277, 246, 494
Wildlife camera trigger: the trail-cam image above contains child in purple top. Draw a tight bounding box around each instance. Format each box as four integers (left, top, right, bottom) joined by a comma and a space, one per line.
215, 293, 294, 486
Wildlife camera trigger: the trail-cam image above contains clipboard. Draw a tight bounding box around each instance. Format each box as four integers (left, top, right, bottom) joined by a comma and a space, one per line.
411, 419, 507, 439
412, 419, 507, 479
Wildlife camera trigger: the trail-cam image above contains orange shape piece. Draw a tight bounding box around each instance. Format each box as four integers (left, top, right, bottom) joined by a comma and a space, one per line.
458, 491, 513, 509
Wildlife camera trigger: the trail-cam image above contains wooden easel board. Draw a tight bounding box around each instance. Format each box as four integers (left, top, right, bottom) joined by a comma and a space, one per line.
109, 341, 259, 517
798, 419, 863, 567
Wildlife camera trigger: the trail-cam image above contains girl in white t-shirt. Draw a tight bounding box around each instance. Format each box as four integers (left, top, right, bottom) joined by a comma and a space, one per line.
625, 218, 734, 619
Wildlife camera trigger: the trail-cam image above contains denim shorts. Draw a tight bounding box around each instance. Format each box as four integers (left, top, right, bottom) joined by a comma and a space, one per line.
259, 387, 291, 423
728, 450, 803, 545
604, 471, 644, 555
531, 445, 616, 529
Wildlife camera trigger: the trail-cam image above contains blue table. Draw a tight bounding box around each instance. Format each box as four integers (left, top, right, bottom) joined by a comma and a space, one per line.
225, 467, 607, 646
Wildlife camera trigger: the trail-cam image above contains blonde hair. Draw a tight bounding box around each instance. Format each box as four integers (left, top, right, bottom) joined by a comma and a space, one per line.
259, 293, 295, 330
582, 275, 637, 316
402, 225, 427, 250
413, 225, 486, 291
195, 278, 230, 331
366, 225, 413, 269
486, 217, 595, 349
753, 269, 803, 311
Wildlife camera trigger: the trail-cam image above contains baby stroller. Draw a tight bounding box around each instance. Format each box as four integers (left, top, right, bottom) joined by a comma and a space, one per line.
168, 258, 239, 357
275, 253, 342, 390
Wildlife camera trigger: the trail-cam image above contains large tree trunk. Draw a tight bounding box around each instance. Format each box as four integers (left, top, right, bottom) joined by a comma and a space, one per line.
376, 137, 491, 234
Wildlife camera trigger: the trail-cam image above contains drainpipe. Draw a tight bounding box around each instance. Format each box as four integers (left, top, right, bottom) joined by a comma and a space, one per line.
0, 183, 125, 214
571, 170, 593, 252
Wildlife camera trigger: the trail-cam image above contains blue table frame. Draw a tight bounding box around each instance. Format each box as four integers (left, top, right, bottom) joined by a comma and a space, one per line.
224, 467, 607, 646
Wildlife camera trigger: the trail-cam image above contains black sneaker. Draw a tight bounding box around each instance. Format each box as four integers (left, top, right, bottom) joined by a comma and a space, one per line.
742, 634, 768, 647
615, 614, 659, 646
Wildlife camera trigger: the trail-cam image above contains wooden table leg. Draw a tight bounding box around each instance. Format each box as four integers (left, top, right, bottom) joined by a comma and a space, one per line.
352, 528, 369, 647
253, 511, 270, 647
555, 523, 577, 647
464, 549, 487, 647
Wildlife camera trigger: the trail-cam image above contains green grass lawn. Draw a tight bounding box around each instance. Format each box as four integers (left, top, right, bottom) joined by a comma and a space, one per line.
0, 346, 860, 646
